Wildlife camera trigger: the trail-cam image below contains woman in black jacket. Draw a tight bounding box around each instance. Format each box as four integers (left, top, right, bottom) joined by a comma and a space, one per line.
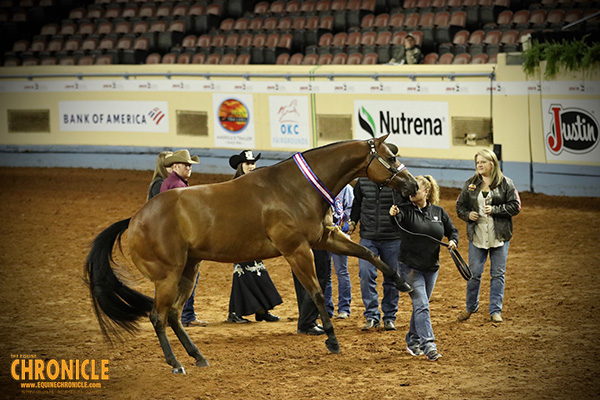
147, 151, 173, 200
456, 148, 521, 323
390, 175, 459, 361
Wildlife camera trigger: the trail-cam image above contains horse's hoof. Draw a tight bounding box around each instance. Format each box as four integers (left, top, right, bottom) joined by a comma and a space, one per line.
172, 367, 186, 374
196, 359, 210, 368
325, 338, 340, 354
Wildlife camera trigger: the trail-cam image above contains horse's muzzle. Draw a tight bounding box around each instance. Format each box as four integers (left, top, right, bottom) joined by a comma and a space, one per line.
401, 174, 419, 197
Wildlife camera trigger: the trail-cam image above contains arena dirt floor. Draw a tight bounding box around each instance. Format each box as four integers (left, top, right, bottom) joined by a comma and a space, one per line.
1, 167, 599, 400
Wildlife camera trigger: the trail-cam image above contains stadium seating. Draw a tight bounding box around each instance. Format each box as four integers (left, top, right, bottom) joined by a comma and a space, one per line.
1, 0, 591, 66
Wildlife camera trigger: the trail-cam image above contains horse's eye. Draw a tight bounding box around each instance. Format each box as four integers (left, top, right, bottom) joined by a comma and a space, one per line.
388, 156, 397, 164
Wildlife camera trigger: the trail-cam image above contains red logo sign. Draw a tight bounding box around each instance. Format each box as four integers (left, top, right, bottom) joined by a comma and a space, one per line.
218, 99, 249, 133
546, 105, 599, 155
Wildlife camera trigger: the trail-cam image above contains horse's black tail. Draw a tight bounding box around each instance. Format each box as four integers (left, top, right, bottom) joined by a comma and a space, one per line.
84, 218, 154, 343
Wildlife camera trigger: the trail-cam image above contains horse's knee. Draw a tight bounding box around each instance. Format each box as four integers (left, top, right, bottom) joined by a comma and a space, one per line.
313, 291, 325, 305
150, 311, 167, 330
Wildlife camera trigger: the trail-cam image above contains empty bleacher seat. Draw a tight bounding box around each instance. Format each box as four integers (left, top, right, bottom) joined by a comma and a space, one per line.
289, 52, 305, 64
302, 53, 319, 64
471, 52, 488, 63
423, 52, 439, 63
276, 52, 290, 64
317, 52, 333, 64
452, 52, 471, 63
362, 52, 378, 64
332, 52, 348, 63
438, 51, 454, 63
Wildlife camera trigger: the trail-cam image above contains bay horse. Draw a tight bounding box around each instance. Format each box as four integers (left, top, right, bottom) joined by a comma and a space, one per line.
84, 134, 418, 374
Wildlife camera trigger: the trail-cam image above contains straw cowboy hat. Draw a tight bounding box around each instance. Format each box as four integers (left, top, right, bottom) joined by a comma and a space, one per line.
229, 150, 262, 169
163, 149, 200, 167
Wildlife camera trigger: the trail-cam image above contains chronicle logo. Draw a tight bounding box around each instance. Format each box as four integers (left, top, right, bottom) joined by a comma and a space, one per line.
546, 105, 599, 155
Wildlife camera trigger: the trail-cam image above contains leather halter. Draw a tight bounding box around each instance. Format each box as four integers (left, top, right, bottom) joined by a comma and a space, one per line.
365, 139, 406, 189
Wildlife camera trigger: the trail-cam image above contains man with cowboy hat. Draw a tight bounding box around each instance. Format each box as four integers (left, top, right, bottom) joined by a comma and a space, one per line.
160, 149, 200, 192
159, 149, 206, 327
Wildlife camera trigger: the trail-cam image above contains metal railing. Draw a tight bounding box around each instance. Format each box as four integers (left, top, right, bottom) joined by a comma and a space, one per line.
0, 71, 495, 82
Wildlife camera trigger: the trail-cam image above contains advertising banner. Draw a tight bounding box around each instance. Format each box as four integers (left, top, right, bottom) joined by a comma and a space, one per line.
354, 100, 450, 149
59, 101, 169, 132
213, 94, 255, 149
542, 99, 600, 163
269, 96, 311, 149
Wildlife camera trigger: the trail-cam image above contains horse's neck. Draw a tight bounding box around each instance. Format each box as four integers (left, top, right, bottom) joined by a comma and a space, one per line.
303, 141, 367, 196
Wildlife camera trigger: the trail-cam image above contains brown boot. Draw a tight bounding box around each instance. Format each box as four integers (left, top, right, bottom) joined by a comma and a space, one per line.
457, 309, 472, 321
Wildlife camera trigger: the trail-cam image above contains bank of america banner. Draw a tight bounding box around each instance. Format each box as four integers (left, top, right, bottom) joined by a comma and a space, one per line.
542, 99, 599, 163
269, 96, 311, 149
59, 101, 169, 132
354, 100, 450, 149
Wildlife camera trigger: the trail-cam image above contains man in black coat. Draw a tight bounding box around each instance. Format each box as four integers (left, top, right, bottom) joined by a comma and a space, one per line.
293, 249, 331, 335
348, 143, 403, 332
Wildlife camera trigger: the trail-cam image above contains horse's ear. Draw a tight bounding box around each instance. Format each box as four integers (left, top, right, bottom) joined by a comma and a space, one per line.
374, 133, 390, 146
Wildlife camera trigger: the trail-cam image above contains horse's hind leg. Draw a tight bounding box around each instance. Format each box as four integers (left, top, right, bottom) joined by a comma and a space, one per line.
167, 261, 209, 368
150, 276, 187, 374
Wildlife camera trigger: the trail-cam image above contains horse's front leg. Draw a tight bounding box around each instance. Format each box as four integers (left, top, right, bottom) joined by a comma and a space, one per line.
266, 213, 340, 353
285, 242, 339, 354
319, 227, 413, 293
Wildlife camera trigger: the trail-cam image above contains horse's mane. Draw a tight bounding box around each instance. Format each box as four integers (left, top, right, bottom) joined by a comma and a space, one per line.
268, 139, 364, 169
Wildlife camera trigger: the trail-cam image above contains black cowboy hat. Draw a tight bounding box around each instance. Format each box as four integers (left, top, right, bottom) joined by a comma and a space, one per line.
229, 150, 261, 169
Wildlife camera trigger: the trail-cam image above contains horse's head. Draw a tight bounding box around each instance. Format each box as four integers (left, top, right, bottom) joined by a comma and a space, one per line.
365, 134, 418, 197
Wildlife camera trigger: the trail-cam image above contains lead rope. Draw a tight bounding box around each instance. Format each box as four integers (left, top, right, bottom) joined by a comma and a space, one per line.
390, 191, 471, 281
390, 191, 448, 247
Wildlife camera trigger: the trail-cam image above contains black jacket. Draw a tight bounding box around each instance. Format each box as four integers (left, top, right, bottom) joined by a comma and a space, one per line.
392, 202, 459, 272
456, 175, 521, 242
148, 177, 165, 200
350, 178, 402, 241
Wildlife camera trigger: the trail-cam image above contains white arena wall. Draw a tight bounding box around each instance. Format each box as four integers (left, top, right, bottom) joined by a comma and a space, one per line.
1, 53, 598, 196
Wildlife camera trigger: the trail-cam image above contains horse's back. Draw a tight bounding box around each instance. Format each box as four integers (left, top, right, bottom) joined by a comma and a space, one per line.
128, 180, 282, 264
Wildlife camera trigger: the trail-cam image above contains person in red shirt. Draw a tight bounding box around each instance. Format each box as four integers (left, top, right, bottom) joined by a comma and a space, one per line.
160, 149, 207, 327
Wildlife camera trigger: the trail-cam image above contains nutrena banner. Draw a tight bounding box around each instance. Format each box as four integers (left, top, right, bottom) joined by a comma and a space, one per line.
59, 101, 169, 132
354, 100, 450, 149
542, 99, 599, 163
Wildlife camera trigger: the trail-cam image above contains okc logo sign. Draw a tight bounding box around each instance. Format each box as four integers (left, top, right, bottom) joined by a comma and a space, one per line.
546, 104, 599, 155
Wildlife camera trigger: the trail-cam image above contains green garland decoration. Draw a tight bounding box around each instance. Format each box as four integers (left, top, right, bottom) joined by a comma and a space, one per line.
521, 35, 600, 80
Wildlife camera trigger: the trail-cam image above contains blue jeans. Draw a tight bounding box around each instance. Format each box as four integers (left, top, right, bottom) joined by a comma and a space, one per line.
400, 263, 438, 354
466, 241, 510, 316
358, 238, 401, 322
325, 252, 352, 316
181, 273, 199, 324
